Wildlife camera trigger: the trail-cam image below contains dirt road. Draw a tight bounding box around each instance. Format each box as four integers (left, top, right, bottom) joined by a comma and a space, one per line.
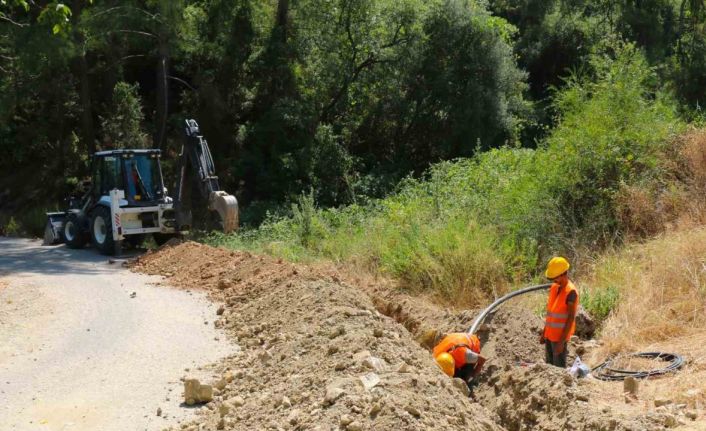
0, 238, 237, 431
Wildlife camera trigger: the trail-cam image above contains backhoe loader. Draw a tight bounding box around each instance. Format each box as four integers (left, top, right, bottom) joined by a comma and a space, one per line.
44, 119, 238, 255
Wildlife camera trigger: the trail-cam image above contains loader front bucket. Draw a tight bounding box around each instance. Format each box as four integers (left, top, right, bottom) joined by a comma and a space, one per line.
44, 212, 66, 245
208, 191, 239, 233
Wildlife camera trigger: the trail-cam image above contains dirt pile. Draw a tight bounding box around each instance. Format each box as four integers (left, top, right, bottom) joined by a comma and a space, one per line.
131, 241, 668, 431
133, 243, 500, 430
473, 364, 668, 431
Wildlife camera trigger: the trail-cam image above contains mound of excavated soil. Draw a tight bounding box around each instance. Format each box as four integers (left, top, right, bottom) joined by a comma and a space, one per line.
131, 242, 667, 431
473, 364, 669, 431
133, 243, 500, 430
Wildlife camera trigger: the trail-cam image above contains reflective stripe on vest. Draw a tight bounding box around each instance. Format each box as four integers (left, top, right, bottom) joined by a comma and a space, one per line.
432, 333, 481, 369
543, 281, 578, 342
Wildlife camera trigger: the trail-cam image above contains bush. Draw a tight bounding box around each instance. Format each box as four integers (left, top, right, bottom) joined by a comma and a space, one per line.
206, 42, 684, 303
5, 217, 20, 236
580, 285, 620, 325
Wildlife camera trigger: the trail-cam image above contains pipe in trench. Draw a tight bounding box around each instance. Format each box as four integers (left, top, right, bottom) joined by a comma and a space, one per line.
467, 283, 552, 335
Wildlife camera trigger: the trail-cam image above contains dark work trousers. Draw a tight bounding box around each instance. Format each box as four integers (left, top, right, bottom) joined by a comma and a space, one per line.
454, 364, 476, 388
545, 341, 568, 368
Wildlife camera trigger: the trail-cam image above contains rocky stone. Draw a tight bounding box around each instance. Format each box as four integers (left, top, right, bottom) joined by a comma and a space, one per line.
257, 349, 273, 363
353, 350, 371, 362
624, 376, 639, 397
156, 407, 162, 416
281, 396, 292, 408
184, 379, 213, 405
224, 371, 234, 383
405, 405, 421, 418
217, 279, 231, 290
685, 410, 698, 420
214, 378, 227, 391
373, 328, 383, 337
655, 397, 673, 407
327, 345, 339, 355
663, 413, 678, 428
329, 326, 345, 339
363, 356, 387, 372
324, 387, 345, 405
217, 305, 225, 315
451, 378, 470, 397
359, 372, 381, 391
576, 393, 589, 402
340, 414, 354, 426
346, 421, 363, 431
287, 409, 300, 425
396, 362, 411, 373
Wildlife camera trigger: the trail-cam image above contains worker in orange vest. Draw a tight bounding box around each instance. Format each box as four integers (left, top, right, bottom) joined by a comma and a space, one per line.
540, 256, 579, 368
433, 332, 486, 388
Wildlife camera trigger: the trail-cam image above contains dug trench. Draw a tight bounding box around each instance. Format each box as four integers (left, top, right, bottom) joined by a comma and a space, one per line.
130, 241, 682, 431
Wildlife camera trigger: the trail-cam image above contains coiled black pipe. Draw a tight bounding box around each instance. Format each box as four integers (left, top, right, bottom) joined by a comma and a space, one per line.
591, 352, 684, 381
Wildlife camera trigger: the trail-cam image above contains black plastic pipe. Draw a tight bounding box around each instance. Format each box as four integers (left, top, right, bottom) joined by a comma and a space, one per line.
467, 283, 552, 335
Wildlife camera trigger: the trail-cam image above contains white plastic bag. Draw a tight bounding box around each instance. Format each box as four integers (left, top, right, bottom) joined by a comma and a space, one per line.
569, 356, 591, 378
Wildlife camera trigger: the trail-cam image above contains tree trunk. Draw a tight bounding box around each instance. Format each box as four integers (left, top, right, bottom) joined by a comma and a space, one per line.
155, 36, 169, 151
276, 0, 289, 42
78, 51, 95, 155
72, 2, 95, 157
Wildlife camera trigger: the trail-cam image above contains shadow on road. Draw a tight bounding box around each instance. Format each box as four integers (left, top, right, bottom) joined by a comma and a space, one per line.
0, 237, 145, 276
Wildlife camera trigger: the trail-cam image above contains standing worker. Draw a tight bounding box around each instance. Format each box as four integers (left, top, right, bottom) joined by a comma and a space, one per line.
540, 256, 579, 368
433, 332, 486, 388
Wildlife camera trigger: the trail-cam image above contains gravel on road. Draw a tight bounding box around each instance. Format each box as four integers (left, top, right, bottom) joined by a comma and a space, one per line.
0, 237, 237, 431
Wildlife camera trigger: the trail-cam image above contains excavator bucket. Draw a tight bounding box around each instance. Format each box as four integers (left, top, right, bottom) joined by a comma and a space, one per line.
208, 191, 239, 233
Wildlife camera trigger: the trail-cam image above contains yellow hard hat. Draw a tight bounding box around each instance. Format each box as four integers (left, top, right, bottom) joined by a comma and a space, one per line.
546, 256, 570, 279
435, 352, 455, 377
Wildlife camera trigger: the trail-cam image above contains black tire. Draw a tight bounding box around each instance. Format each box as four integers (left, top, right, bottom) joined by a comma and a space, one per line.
153, 232, 179, 246
63, 213, 88, 249
90, 206, 115, 255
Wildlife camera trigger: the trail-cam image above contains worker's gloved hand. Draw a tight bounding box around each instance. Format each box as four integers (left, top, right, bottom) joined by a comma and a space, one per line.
539, 334, 546, 345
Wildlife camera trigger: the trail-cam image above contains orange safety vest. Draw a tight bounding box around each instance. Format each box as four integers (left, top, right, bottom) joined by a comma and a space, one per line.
432, 333, 481, 369
544, 280, 578, 342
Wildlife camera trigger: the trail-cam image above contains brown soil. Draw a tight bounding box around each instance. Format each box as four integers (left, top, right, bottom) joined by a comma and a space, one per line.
130, 242, 674, 431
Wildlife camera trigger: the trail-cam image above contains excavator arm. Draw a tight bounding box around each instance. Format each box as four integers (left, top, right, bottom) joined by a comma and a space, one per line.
173, 119, 239, 233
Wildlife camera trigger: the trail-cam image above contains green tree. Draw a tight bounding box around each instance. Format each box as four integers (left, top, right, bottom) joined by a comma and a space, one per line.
100, 81, 147, 149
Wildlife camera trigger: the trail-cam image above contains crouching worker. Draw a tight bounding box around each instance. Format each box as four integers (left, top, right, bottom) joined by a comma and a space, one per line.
433, 333, 486, 389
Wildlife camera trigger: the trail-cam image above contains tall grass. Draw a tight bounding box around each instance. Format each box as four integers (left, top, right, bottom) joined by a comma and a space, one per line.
208, 43, 684, 304
589, 227, 706, 352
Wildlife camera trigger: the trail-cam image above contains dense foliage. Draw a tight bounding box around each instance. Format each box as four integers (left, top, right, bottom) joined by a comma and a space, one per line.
1, 1, 704, 249
0, 0, 528, 224
3, 0, 703, 225
208, 44, 686, 304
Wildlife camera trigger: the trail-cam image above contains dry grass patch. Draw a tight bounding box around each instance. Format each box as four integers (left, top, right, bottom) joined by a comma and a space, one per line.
582, 227, 706, 413
589, 227, 706, 352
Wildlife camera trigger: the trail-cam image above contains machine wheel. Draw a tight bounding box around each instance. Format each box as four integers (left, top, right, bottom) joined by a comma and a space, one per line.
153, 233, 179, 246
90, 206, 115, 255
63, 213, 88, 249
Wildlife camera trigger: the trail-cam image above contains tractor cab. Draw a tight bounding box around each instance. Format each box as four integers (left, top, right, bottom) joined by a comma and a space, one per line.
92, 149, 167, 206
